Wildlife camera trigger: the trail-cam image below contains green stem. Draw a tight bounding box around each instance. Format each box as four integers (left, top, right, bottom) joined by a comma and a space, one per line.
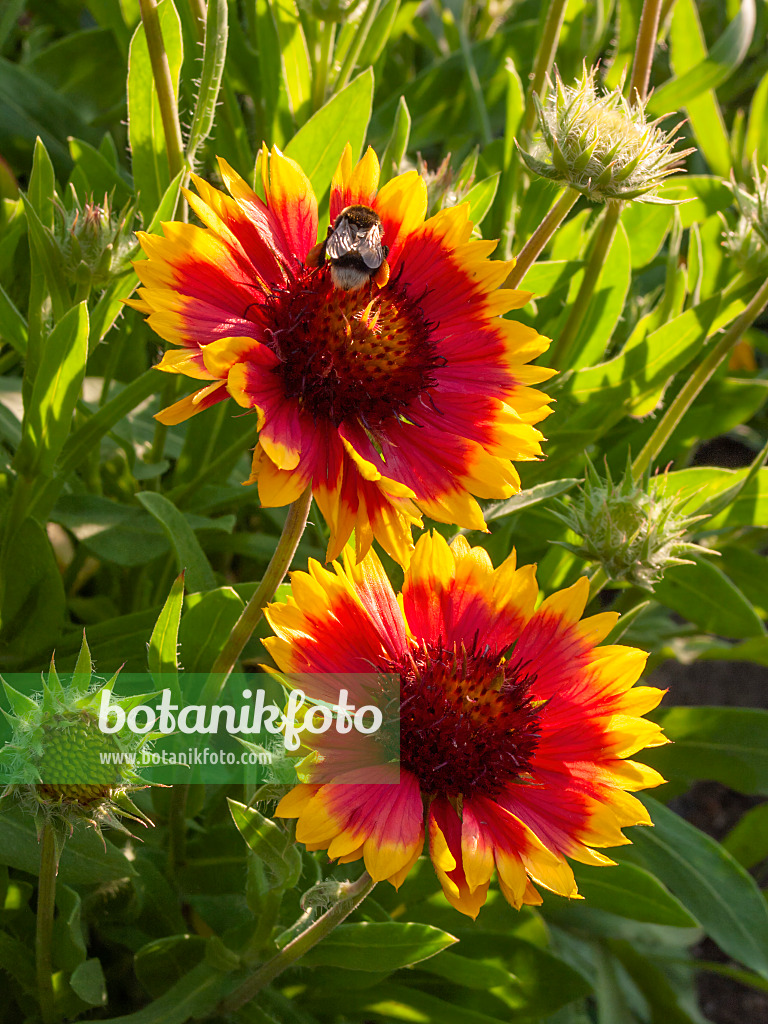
504, 188, 580, 289
521, 0, 570, 140
188, 0, 207, 39
138, 0, 185, 180
203, 485, 313, 703
628, 0, 664, 105
167, 783, 190, 873
632, 275, 768, 481
548, 201, 622, 367
333, 0, 380, 93
36, 824, 60, 1024
458, 15, 492, 146
312, 21, 335, 111
218, 871, 375, 1014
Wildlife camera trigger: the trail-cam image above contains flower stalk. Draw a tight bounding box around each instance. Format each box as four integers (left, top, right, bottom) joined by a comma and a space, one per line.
633, 274, 768, 480
504, 187, 580, 288
36, 823, 60, 1024
333, 0, 380, 92
628, 0, 665, 106
138, 0, 185, 181
218, 872, 375, 1014
521, 0, 570, 140
549, 201, 622, 366
203, 485, 313, 703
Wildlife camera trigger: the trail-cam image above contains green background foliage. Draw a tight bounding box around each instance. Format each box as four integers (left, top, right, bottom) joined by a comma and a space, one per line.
1, 0, 768, 1021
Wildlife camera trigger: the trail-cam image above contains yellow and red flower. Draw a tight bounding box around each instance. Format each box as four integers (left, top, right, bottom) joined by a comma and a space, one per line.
126, 145, 553, 564
266, 532, 667, 918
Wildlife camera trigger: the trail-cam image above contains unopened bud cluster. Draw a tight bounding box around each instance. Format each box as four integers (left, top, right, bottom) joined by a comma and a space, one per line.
552, 458, 709, 590
54, 187, 137, 289
519, 67, 693, 203
723, 164, 768, 275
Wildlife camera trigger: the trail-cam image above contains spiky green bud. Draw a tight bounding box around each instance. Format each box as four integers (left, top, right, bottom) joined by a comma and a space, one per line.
53, 187, 137, 289
518, 66, 694, 204
0, 637, 153, 840
551, 456, 710, 590
723, 164, 768, 275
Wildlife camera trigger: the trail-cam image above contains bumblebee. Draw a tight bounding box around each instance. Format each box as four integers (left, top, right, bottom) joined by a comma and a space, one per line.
307, 205, 390, 290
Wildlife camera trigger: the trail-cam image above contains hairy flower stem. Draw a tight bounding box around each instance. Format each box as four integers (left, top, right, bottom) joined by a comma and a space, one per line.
549, 202, 622, 367
203, 485, 313, 703
504, 188, 580, 288
334, 0, 380, 92
36, 824, 61, 1024
218, 872, 376, 1014
633, 275, 768, 480
138, 0, 185, 181
628, 0, 664, 105
521, 0, 570, 140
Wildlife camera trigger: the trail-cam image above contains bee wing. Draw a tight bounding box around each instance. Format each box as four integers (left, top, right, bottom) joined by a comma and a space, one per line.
356, 222, 385, 269
325, 216, 359, 261
326, 217, 384, 268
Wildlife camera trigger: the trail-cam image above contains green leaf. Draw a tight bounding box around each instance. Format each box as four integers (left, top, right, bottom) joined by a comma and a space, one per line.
136, 492, 216, 593
98, 963, 230, 1024
380, 96, 411, 184
484, 479, 580, 521
565, 221, 632, 369
127, 0, 183, 222
148, 572, 184, 692
571, 861, 697, 927
271, 0, 312, 126
647, 0, 755, 116
0, 929, 36, 992
0, 282, 27, 356
620, 203, 673, 269
416, 949, 520, 990
14, 301, 88, 478
745, 70, 768, 166
722, 804, 768, 869
464, 172, 500, 227
68, 137, 133, 204
284, 68, 374, 214
520, 260, 584, 296
134, 934, 207, 999
179, 587, 245, 673
0, 518, 66, 668
28, 136, 56, 229
0, 807, 136, 885
342, 981, 513, 1024
58, 371, 161, 476
20, 193, 70, 322
227, 798, 302, 890
652, 558, 765, 640
186, 0, 228, 161
645, 706, 768, 796
628, 796, 768, 979
70, 958, 107, 1007
301, 922, 458, 971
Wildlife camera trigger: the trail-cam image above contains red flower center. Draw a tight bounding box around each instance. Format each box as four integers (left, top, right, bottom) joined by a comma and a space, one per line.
258, 267, 443, 428
389, 639, 542, 799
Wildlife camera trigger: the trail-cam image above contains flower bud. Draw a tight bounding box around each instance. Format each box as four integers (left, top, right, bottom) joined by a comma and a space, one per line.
552, 456, 710, 590
53, 187, 137, 290
723, 164, 768, 275
0, 637, 152, 839
518, 66, 694, 204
